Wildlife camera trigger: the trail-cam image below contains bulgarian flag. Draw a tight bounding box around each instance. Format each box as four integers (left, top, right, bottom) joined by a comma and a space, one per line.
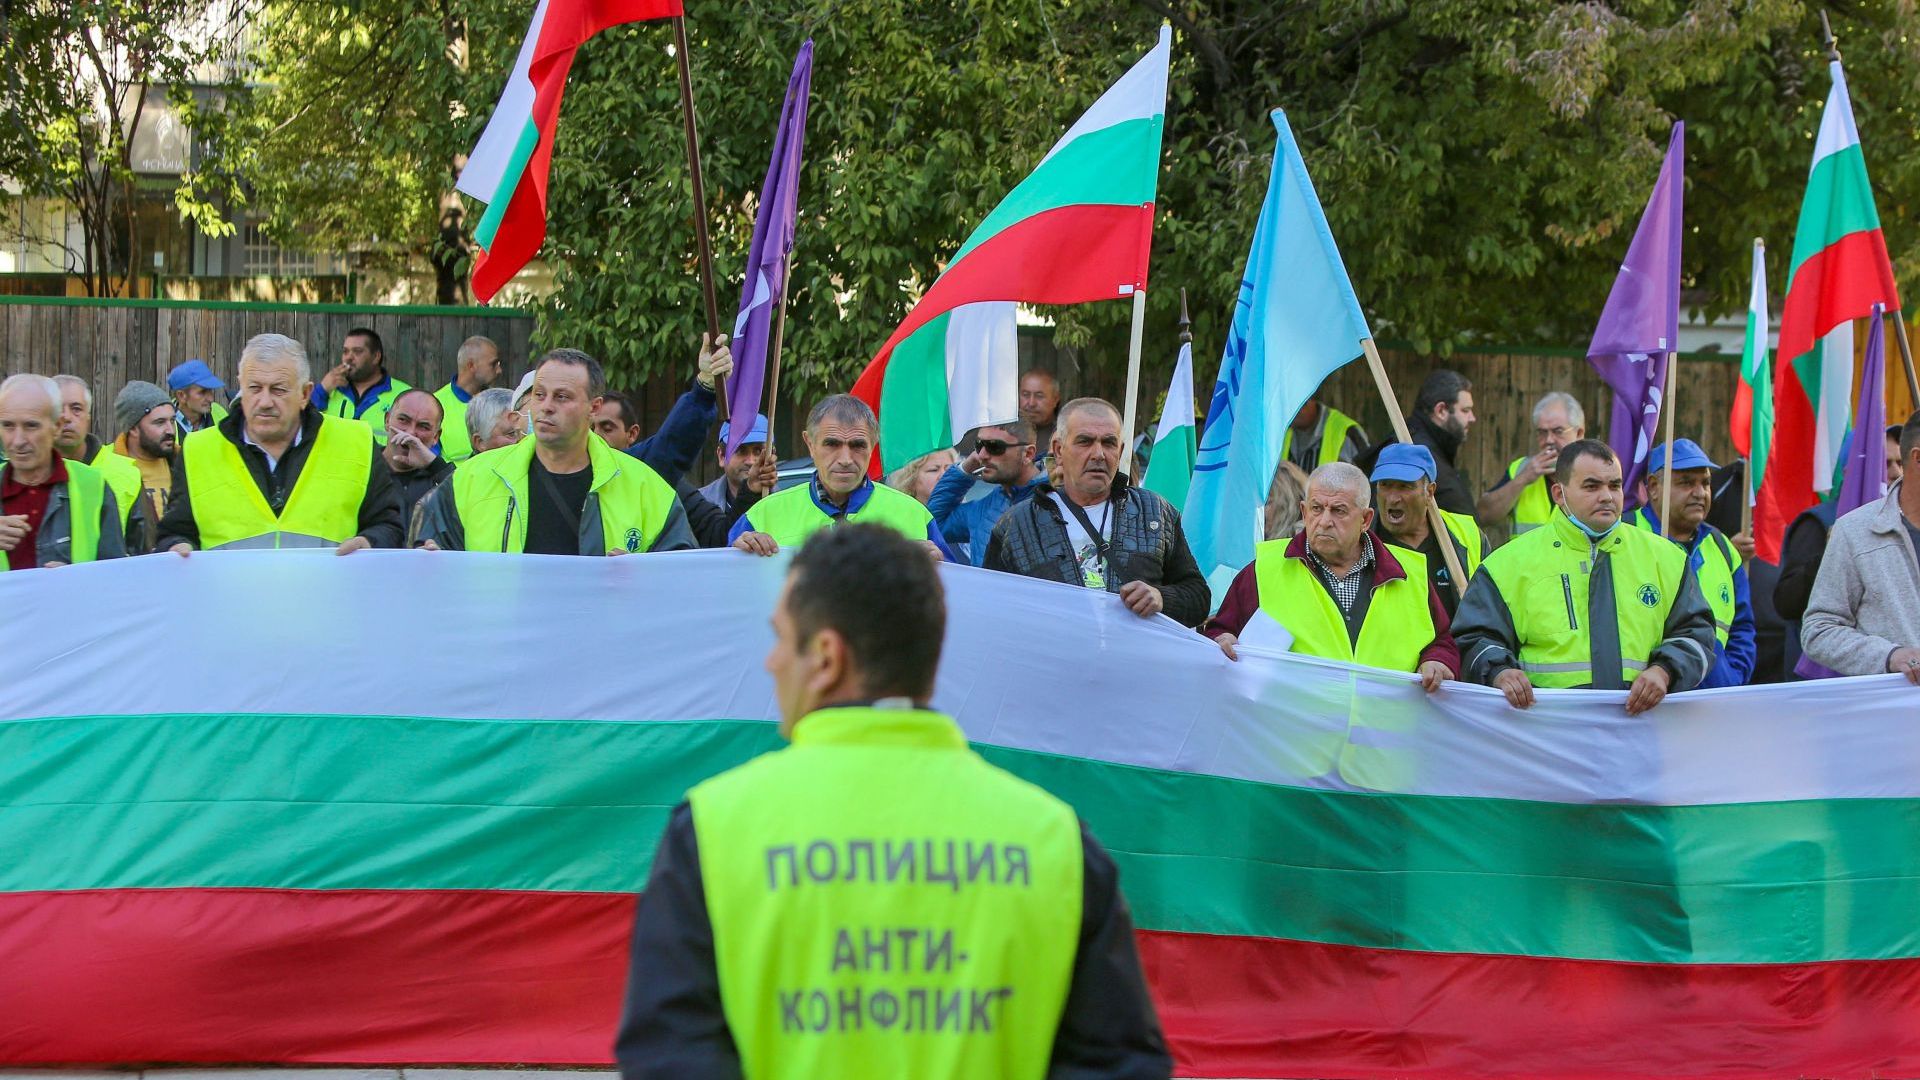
457, 0, 684, 303
6, 553, 1920, 1076
1729, 238, 1772, 503
853, 26, 1171, 474
1754, 60, 1901, 560
1139, 339, 1196, 508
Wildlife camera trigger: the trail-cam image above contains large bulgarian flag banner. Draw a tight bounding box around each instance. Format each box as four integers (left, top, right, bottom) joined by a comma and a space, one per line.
853, 27, 1170, 473
1754, 59, 1902, 560
457, 0, 683, 303
5, 551, 1920, 1076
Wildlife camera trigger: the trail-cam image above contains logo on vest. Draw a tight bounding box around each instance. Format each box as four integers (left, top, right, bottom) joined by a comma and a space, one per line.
1719, 583, 1731, 605
1638, 583, 1661, 608
624, 527, 642, 553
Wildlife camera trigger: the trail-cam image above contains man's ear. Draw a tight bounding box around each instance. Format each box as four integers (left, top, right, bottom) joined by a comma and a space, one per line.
808, 626, 851, 698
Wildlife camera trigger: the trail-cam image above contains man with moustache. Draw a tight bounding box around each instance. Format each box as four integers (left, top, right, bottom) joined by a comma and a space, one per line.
111, 380, 180, 530
314, 327, 411, 440
927, 419, 1045, 567
1478, 392, 1586, 535
1368, 443, 1487, 618
1628, 439, 1756, 689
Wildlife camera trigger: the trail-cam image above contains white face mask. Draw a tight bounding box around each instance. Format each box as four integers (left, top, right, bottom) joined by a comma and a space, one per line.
1562, 500, 1617, 541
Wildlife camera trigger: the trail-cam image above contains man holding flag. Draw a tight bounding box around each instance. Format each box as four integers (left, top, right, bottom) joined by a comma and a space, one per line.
1630, 439, 1757, 688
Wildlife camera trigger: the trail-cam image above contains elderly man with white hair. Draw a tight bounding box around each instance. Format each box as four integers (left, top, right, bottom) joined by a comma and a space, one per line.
463, 387, 523, 455
0, 373, 126, 569
155, 332, 403, 554
1201, 461, 1459, 690
1477, 391, 1587, 534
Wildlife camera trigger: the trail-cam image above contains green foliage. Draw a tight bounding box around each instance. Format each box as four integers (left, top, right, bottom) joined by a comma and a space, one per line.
235, 0, 1920, 399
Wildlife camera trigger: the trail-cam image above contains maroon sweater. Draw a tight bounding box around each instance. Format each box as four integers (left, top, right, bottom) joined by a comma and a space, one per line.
1199, 533, 1461, 674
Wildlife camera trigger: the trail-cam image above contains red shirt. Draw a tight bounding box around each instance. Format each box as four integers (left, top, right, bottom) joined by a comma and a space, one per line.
0, 453, 69, 571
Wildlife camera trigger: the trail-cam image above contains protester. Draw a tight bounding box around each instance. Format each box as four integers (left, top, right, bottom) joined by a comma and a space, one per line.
167, 358, 226, 439
464, 387, 523, 454
602, 336, 735, 488
1890, 424, 1907, 485
928, 420, 1045, 567
984, 397, 1209, 626
157, 333, 403, 554
1800, 411, 1920, 684
730, 394, 954, 559
314, 327, 412, 439
886, 447, 957, 504
0, 374, 126, 569
1367, 443, 1485, 618
111, 380, 178, 522
592, 389, 747, 549
1020, 368, 1062, 465
1282, 397, 1368, 471
1478, 391, 1585, 534
694, 412, 778, 526
416, 348, 692, 555
1404, 369, 1477, 516
1453, 439, 1714, 713
433, 335, 502, 462
1202, 462, 1459, 690
1265, 459, 1309, 540
1630, 440, 1756, 688
51, 374, 151, 550
617, 523, 1170, 1079
381, 389, 456, 534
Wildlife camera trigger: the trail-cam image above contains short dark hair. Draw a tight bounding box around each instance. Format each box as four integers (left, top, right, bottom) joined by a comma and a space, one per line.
345, 327, 384, 359
392, 387, 442, 423
601, 389, 639, 430
978, 418, 1035, 444
537, 347, 608, 398
787, 524, 945, 702
1414, 369, 1472, 418
1554, 438, 1617, 488
1900, 410, 1920, 464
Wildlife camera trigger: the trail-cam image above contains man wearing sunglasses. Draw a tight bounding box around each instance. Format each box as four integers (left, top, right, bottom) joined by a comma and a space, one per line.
925, 420, 1045, 567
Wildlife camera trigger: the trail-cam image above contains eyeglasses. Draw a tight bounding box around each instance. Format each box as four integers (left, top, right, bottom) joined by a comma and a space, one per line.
977, 439, 1029, 456
1535, 426, 1574, 441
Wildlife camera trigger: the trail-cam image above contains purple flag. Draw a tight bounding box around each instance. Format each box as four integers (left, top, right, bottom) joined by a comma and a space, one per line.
725, 39, 813, 457
1587, 122, 1684, 496
1836, 306, 1888, 516
1797, 306, 1886, 680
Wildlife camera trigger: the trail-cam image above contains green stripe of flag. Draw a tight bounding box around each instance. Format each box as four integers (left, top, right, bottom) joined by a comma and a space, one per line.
6, 714, 1918, 966
947, 117, 1162, 265
472, 119, 543, 249
1786, 144, 1883, 284
877, 312, 954, 472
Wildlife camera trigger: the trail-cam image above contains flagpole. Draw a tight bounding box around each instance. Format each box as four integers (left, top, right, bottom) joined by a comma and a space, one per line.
673, 15, 728, 420
1120, 287, 1148, 466
762, 263, 793, 462
1360, 338, 1469, 606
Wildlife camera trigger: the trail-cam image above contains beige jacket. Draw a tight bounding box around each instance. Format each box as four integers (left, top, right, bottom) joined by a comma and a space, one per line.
1802, 482, 1920, 676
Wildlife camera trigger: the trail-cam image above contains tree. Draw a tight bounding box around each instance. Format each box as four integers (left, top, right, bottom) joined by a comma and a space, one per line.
0, 0, 245, 297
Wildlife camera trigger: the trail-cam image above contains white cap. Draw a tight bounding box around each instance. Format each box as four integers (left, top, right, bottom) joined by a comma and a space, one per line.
512, 370, 537, 410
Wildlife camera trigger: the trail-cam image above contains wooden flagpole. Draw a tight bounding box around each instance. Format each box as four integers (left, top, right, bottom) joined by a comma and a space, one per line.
1119, 288, 1149, 469
673, 15, 728, 420
1658, 351, 1677, 539
1359, 338, 1470, 606
762, 263, 793, 462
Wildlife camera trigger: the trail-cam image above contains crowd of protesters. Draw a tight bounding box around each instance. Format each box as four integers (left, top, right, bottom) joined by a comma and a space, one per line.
3, 328, 1915, 697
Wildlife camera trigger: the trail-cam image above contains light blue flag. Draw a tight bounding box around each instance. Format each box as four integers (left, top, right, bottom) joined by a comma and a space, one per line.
1183, 109, 1372, 604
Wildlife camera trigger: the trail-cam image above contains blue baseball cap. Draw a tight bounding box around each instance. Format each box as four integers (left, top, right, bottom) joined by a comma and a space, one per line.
1370, 442, 1437, 484
719, 413, 771, 446
167, 359, 224, 392
1645, 438, 1717, 476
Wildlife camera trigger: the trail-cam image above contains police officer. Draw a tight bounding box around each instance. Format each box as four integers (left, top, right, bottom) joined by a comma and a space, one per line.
156, 333, 403, 554
729, 394, 955, 559
1453, 439, 1715, 714
414, 348, 693, 555
617, 524, 1170, 1079
1629, 439, 1757, 688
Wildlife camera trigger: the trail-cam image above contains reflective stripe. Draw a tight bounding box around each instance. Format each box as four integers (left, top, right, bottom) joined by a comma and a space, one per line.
1520, 661, 1591, 674
1623, 659, 1648, 673
208, 533, 338, 551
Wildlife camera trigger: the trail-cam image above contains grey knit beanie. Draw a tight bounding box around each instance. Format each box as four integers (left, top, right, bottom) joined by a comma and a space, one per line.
115, 380, 172, 432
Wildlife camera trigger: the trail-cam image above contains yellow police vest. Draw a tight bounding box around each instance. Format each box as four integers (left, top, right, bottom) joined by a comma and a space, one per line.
1438, 509, 1484, 580
1505, 457, 1554, 534
433, 383, 473, 462
1479, 509, 1691, 688
182, 416, 372, 550
689, 706, 1082, 1080
1253, 538, 1434, 672
745, 479, 935, 547
1282, 406, 1361, 469
0, 459, 105, 571
1629, 509, 1738, 647
85, 443, 143, 530
321, 376, 411, 442
450, 432, 678, 553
